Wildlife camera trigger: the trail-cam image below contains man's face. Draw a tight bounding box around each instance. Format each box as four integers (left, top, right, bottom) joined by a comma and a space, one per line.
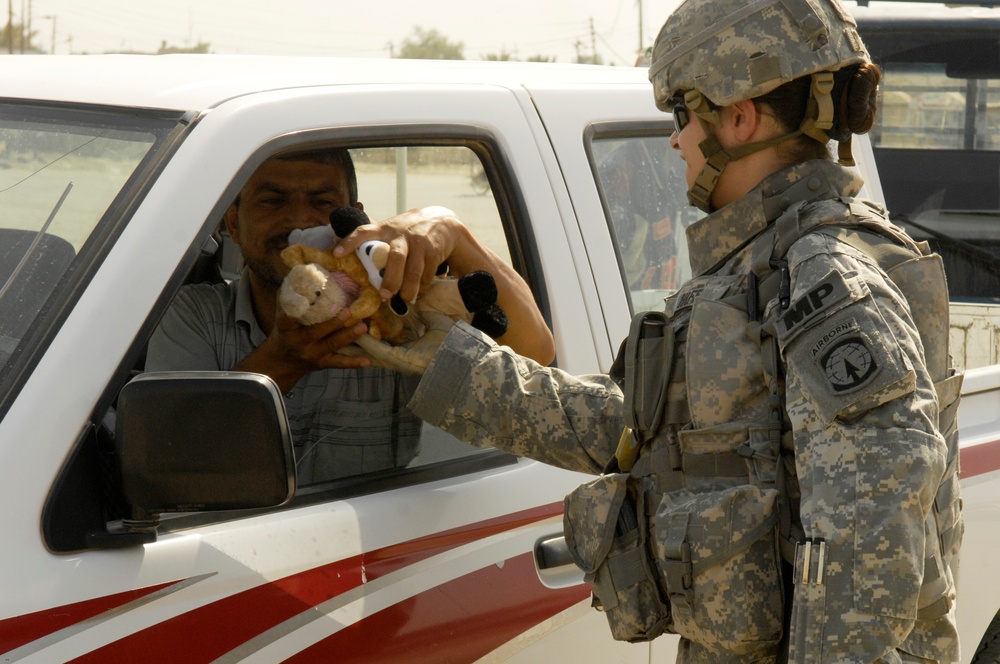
225, 158, 359, 288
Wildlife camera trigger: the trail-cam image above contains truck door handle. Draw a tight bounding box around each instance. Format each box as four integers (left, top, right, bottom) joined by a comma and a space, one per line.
533, 534, 584, 589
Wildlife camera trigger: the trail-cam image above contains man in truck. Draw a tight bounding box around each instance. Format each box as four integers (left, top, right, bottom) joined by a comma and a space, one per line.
145, 147, 553, 483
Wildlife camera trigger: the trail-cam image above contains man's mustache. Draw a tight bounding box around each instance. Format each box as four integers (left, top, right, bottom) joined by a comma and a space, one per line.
264, 236, 289, 252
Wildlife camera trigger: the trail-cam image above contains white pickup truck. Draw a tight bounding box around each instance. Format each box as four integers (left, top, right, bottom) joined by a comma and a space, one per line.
1, 55, 998, 663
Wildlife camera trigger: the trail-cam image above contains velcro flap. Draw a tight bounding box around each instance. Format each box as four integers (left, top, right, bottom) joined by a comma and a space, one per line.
564, 473, 629, 574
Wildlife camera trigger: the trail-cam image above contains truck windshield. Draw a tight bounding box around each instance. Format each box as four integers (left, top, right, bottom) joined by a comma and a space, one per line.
0, 104, 180, 387
858, 18, 1000, 301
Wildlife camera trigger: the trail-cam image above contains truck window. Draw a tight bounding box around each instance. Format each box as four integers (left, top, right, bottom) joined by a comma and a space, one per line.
352, 146, 509, 264
874, 64, 999, 152
43, 140, 526, 552
155, 144, 516, 491
0, 106, 173, 393
589, 133, 700, 314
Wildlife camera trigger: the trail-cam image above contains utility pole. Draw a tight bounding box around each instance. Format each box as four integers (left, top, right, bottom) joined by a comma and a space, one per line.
590, 17, 597, 64
638, 0, 644, 53
7, 0, 13, 54
42, 13, 53, 54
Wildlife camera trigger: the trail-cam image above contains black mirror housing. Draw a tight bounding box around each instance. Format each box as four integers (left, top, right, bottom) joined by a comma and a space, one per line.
116, 371, 295, 514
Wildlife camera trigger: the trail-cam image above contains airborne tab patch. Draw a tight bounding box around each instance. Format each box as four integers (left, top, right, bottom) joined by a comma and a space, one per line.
781, 287, 917, 424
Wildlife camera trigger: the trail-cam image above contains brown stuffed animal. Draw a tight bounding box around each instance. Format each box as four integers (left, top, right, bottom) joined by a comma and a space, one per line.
279, 207, 508, 348
279, 239, 407, 343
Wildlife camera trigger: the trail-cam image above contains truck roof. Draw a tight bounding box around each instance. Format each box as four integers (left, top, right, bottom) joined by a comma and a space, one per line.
850, 0, 1000, 26
1, 55, 651, 112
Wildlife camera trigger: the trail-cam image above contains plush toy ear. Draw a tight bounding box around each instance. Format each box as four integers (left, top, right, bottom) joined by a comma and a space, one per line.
458, 271, 507, 339
471, 304, 508, 339
330, 206, 370, 239
456, 270, 498, 312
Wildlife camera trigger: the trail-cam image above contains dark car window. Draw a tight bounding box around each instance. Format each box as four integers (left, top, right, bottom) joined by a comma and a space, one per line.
858, 13, 1000, 302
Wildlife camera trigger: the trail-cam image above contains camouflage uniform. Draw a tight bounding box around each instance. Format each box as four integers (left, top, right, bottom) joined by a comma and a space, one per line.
409, 158, 961, 662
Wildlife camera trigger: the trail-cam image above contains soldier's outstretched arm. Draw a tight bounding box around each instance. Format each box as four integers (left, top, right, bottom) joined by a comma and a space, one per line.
407, 322, 624, 475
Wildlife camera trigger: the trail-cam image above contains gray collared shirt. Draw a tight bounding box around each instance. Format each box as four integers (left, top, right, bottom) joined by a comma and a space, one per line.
146, 269, 420, 484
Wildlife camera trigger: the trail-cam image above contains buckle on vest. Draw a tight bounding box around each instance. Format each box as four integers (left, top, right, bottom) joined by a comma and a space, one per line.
661, 541, 694, 615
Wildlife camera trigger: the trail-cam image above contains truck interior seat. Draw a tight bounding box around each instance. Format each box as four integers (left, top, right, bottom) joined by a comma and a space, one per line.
0, 229, 76, 358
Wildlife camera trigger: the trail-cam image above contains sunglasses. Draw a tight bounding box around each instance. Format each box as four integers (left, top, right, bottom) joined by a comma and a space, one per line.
672, 101, 690, 132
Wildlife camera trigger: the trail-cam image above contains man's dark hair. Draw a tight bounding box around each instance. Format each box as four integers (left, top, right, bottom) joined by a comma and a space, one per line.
279, 147, 359, 204
233, 147, 360, 208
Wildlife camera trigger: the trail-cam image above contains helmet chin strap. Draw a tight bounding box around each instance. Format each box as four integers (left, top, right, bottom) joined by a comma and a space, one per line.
683, 73, 854, 213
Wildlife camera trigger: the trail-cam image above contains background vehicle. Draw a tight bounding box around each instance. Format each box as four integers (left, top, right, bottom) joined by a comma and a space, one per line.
851, 8, 1000, 657
0, 54, 998, 663
854, 1, 1000, 366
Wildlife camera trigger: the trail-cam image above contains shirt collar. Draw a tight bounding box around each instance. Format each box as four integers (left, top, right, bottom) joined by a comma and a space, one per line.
685, 160, 863, 276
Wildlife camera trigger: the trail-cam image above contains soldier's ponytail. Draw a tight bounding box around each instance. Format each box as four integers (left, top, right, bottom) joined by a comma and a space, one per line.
755, 62, 883, 166
837, 62, 881, 136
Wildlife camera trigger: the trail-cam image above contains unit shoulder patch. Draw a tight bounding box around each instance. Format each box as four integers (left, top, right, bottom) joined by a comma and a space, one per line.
781, 289, 915, 424
820, 332, 878, 393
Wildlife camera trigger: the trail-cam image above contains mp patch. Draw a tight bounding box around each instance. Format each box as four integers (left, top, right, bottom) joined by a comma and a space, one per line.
782, 286, 916, 423
776, 270, 853, 343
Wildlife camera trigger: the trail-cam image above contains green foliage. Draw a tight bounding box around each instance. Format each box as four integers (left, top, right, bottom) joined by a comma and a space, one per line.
1, 21, 39, 53
396, 27, 464, 60
482, 50, 512, 62
157, 40, 211, 54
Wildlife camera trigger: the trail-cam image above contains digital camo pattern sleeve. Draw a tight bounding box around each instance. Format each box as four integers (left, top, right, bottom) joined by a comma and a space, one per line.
773, 232, 950, 663
408, 321, 625, 475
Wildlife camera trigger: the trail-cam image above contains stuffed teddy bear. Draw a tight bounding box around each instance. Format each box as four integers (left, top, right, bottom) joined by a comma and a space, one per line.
279, 206, 508, 346
279, 209, 405, 342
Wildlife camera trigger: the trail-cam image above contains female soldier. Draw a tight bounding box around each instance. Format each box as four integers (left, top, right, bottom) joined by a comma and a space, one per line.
358, 0, 963, 660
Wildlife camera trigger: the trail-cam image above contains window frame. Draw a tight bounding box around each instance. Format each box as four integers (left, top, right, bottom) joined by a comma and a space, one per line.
583, 120, 698, 316
67, 124, 550, 544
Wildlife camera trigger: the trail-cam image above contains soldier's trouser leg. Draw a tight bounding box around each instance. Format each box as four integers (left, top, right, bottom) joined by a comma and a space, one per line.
675, 637, 778, 663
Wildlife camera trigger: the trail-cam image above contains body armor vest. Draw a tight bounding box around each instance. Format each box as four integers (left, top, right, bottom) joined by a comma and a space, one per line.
567, 165, 962, 655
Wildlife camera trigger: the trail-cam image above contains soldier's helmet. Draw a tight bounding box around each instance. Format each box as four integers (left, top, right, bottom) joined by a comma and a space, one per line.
649, 0, 870, 110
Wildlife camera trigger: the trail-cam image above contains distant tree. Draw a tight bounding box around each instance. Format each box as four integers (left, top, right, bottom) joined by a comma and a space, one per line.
157, 40, 211, 54
396, 27, 464, 60
482, 48, 513, 62
526, 55, 556, 63
1, 21, 40, 54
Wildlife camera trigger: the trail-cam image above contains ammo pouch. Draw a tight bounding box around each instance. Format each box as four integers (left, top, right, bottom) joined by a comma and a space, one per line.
563, 473, 670, 642
655, 484, 784, 655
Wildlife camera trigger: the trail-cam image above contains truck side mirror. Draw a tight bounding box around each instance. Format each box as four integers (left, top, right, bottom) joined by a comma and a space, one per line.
113, 371, 295, 532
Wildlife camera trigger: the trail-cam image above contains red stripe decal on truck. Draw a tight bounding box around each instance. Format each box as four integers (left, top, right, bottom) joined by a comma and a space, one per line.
0, 580, 182, 654
960, 439, 1000, 480
289, 552, 589, 663
36, 503, 577, 663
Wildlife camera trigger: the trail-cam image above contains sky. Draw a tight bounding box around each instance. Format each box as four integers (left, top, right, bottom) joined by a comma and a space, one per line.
19, 0, 686, 65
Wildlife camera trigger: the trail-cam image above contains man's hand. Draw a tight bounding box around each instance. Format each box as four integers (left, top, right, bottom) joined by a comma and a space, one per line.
234, 305, 371, 393
332, 206, 461, 304
332, 206, 556, 365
